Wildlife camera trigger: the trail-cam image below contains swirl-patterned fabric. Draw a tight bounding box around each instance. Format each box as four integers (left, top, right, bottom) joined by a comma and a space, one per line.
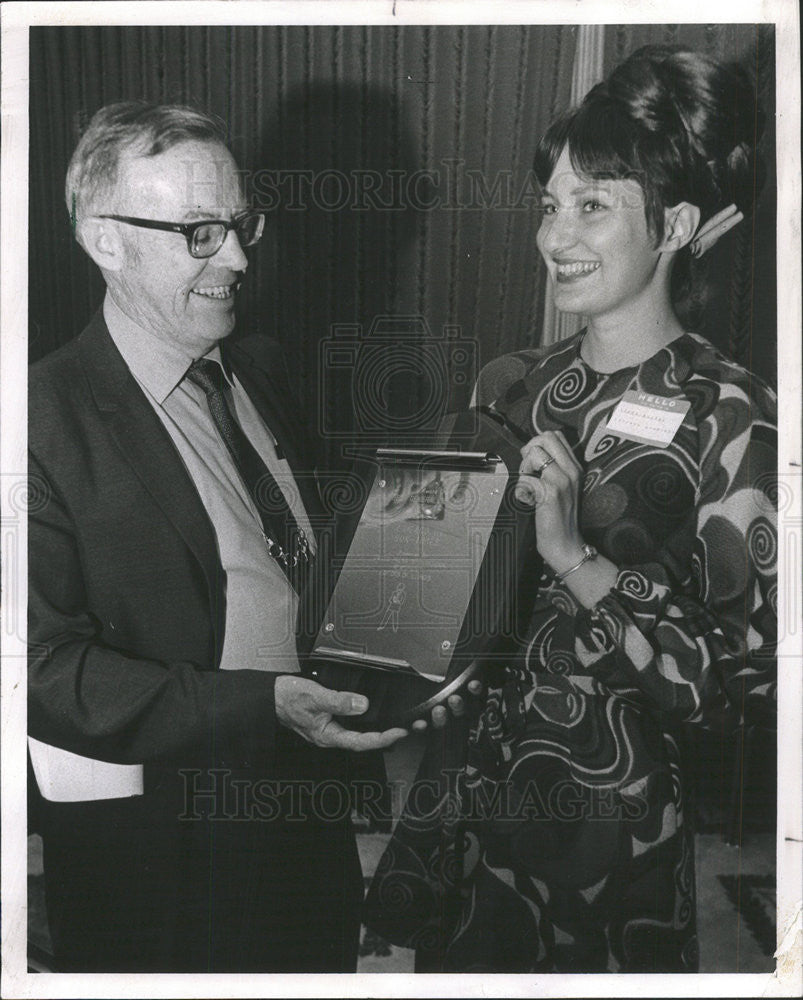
364, 330, 777, 972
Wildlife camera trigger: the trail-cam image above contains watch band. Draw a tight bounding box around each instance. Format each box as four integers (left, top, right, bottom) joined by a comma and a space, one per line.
555, 543, 598, 582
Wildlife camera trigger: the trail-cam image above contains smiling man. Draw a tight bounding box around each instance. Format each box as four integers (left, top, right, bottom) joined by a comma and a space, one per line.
28, 102, 405, 973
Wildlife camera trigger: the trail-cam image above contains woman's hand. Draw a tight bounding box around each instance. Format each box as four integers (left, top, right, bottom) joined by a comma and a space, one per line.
410, 678, 485, 732
516, 430, 586, 574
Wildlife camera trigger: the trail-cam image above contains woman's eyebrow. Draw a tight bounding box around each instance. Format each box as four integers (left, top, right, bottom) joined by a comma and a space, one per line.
541, 181, 610, 200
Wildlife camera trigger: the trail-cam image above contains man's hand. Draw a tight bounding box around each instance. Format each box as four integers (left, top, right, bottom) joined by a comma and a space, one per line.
274, 675, 407, 751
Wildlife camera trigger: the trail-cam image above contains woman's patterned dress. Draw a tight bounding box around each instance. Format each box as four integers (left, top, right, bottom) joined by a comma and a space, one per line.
364, 331, 777, 972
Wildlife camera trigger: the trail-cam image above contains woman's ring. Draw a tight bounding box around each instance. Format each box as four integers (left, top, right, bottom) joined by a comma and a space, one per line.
535, 455, 555, 475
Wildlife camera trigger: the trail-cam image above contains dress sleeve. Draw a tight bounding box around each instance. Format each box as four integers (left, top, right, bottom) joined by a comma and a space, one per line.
569, 381, 778, 729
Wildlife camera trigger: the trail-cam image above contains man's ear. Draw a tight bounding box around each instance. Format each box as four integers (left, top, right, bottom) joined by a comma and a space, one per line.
77, 217, 127, 272
660, 202, 701, 253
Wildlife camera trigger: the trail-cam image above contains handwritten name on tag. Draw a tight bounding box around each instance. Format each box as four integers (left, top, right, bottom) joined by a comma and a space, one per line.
606, 390, 690, 448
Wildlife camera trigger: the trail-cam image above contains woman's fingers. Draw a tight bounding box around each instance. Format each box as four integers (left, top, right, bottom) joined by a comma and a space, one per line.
408, 681, 486, 732
518, 432, 580, 507
514, 470, 544, 506
521, 430, 581, 476
520, 441, 554, 478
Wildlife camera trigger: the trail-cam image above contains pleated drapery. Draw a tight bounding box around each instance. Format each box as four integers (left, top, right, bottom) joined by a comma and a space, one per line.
29, 24, 775, 465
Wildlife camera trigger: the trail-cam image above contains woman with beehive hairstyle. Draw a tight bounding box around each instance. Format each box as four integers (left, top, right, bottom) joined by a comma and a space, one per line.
365, 45, 777, 972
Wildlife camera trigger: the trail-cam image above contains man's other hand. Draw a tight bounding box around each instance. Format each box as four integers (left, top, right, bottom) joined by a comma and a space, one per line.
274, 675, 408, 751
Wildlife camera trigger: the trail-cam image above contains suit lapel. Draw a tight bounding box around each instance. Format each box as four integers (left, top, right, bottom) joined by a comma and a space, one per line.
77, 314, 225, 659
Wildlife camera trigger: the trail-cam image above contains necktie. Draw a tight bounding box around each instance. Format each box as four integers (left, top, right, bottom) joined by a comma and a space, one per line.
186, 358, 311, 593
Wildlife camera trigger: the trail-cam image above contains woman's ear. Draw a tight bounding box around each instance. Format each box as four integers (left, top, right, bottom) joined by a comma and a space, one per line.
76, 217, 127, 273
660, 202, 701, 253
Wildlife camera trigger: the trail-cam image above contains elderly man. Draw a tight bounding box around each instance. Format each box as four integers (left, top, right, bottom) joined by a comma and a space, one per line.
28, 102, 407, 973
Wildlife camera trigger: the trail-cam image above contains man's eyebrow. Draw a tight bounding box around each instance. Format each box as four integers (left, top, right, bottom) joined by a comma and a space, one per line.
180, 207, 249, 221
181, 209, 223, 221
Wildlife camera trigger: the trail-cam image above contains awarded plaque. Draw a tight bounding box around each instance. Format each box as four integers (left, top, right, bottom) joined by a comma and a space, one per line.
301, 410, 540, 729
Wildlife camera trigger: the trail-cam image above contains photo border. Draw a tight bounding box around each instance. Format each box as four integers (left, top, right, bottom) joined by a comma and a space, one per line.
2, 2, 800, 997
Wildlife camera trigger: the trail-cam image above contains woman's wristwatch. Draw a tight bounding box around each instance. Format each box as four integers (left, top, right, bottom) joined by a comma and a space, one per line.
554, 543, 598, 582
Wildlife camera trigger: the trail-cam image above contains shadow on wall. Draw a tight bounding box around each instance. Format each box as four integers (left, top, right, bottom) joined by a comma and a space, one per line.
246, 83, 427, 460
248, 83, 443, 467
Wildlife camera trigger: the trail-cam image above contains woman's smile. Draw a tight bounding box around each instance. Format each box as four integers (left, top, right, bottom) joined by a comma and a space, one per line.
536, 147, 664, 325
554, 259, 601, 281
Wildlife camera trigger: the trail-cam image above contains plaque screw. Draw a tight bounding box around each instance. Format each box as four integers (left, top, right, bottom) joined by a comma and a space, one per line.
379, 479, 386, 488
441, 640, 451, 650
491, 488, 500, 495
325, 623, 334, 632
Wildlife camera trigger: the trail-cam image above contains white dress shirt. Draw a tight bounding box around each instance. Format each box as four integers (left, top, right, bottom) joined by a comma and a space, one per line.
104, 292, 314, 674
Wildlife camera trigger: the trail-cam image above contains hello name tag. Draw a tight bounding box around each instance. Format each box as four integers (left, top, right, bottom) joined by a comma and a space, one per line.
606, 390, 690, 448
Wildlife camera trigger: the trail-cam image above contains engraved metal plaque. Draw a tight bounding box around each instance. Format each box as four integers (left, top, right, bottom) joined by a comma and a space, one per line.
312, 450, 508, 682
301, 410, 540, 729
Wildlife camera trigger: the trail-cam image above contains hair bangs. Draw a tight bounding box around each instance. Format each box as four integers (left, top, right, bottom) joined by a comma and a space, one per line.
566, 102, 641, 185
534, 100, 644, 191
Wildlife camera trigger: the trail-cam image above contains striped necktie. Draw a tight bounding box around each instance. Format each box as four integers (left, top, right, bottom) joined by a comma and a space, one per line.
186, 358, 311, 593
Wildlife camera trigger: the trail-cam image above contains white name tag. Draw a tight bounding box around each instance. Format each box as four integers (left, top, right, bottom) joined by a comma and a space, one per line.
606, 390, 690, 448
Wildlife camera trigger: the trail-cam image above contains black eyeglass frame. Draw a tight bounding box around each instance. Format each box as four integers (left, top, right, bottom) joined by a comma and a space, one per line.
96, 211, 265, 258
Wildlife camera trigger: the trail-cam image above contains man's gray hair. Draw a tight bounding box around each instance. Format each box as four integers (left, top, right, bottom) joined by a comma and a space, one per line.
65, 101, 227, 227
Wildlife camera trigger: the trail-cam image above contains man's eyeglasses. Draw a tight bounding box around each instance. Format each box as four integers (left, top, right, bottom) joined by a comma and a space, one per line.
97, 211, 265, 259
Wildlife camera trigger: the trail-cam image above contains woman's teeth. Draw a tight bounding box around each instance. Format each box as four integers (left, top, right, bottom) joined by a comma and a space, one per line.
192, 284, 234, 299
556, 261, 600, 276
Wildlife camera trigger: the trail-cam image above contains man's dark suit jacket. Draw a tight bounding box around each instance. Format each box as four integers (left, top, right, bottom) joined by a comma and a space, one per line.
28, 311, 363, 972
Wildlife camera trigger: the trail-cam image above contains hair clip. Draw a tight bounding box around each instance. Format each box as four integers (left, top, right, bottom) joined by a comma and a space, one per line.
689, 203, 744, 258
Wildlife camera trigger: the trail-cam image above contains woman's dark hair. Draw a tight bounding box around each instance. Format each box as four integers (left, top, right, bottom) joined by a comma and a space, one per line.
534, 45, 766, 304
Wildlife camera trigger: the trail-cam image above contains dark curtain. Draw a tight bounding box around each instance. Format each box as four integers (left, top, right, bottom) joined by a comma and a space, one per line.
29, 24, 775, 464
